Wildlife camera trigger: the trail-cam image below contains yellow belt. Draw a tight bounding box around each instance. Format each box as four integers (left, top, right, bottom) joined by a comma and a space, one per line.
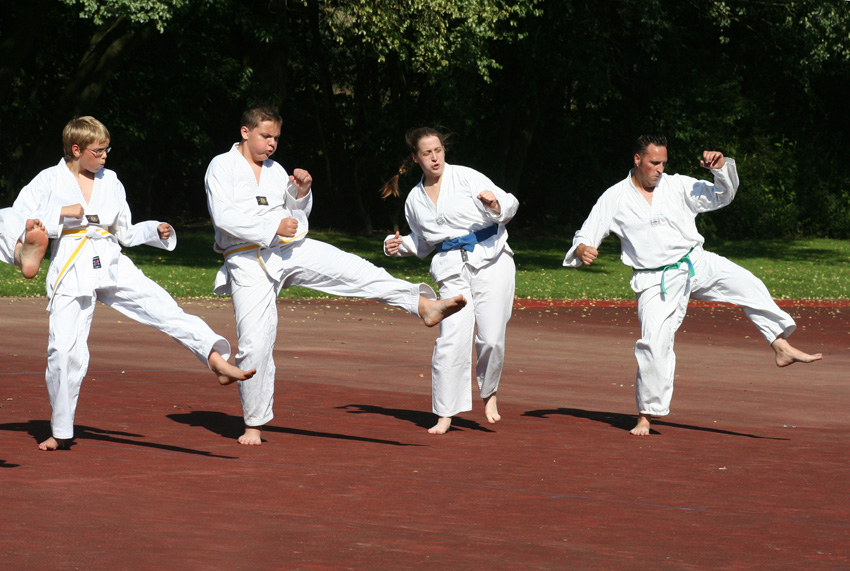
50, 228, 113, 305
223, 232, 307, 259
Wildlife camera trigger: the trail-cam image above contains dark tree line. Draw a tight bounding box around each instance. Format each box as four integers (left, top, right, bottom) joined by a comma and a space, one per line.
1, 0, 848, 238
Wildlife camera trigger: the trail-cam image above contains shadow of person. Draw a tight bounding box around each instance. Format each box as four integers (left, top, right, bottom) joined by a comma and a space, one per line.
0, 419, 238, 457
0, 459, 21, 468
522, 407, 787, 439
337, 404, 496, 433
166, 410, 244, 439
167, 410, 423, 447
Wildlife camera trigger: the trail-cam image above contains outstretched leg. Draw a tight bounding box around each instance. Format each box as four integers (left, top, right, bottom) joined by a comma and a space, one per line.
772, 337, 822, 367
15, 219, 49, 279
209, 350, 256, 385
419, 294, 466, 327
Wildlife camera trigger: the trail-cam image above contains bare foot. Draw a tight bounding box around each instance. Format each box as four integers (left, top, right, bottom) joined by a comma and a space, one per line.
484, 393, 501, 424
238, 427, 263, 445
629, 414, 652, 436
18, 219, 49, 279
38, 436, 68, 451
428, 416, 452, 434
772, 337, 823, 367
208, 351, 256, 386
419, 295, 467, 327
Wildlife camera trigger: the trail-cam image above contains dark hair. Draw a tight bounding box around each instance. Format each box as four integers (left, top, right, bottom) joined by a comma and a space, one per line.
241, 106, 282, 130
634, 134, 668, 156
379, 127, 448, 199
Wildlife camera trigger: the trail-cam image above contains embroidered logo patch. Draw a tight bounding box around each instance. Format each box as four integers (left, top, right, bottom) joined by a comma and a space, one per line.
92, 256, 102, 269
256, 196, 269, 205
650, 218, 662, 227
86, 214, 100, 224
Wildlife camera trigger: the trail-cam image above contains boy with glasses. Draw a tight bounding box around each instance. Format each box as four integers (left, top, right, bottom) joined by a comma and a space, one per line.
14, 116, 256, 451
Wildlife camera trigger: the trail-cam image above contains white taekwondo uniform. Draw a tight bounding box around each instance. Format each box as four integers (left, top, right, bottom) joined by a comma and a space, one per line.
386, 164, 519, 417
15, 159, 231, 440
205, 144, 437, 428
563, 159, 795, 416
0, 207, 28, 265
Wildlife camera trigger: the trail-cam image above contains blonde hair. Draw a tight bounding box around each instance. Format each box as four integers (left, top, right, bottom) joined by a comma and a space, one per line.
379, 127, 448, 199
63, 116, 110, 160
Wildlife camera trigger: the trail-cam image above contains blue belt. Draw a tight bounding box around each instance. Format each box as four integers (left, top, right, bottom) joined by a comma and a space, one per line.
644, 247, 695, 295
436, 224, 498, 253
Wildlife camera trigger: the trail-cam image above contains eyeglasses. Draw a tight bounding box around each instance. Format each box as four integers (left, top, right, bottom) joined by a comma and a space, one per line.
86, 146, 112, 157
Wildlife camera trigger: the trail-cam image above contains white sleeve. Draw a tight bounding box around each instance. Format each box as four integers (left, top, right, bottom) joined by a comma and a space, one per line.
562, 188, 619, 267
13, 171, 64, 238
285, 180, 313, 219
685, 158, 739, 213
470, 170, 519, 224
383, 231, 434, 259
110, 181, 176, 251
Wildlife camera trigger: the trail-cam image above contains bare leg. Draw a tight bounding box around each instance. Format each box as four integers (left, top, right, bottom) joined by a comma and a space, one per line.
419, 295, 467, 327
208, 350, 256, 385
630, 413, 652, 436
483, 393, 501, 424
14, 219, 49, 279
772, 337, 823, 367
38, 436, 69, 451
238, 426, 263, 446
428, 417, 452, 434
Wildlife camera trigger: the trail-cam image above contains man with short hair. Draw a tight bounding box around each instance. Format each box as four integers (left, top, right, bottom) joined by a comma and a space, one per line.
564, 135, 821, 436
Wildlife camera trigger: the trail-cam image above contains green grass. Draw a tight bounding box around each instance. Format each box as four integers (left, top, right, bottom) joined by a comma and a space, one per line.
1, 229, 847, 300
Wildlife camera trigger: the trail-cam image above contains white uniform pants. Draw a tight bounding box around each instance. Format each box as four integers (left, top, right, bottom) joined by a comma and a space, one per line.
0, 208, 26, 266
634, 248, 795, 416
229, 238, 435, 427
46, 256, 230, 439
431, 251, 515, 417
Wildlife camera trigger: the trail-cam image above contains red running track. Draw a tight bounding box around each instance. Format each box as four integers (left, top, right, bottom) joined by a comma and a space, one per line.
1, 297, 848, 569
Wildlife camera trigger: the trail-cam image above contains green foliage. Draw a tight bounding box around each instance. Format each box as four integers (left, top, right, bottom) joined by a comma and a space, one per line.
1, 0, 849, 238
322, 0, 540, 81
58, 0, 188, 31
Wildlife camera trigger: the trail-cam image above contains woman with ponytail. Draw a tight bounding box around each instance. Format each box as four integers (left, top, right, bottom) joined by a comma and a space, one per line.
381, 127, 519, 434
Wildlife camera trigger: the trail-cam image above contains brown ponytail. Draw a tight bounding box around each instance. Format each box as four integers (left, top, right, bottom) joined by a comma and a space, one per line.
379, 156, 414, 199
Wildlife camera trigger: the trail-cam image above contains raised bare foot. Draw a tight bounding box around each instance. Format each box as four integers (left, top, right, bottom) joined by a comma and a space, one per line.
238, 427, 263, 445
772, 337, 823, 367
208, 351, 256, 386
629, 414, 652, 436
19, 219, 49, 279
419, 295, 467, 327
484, 393, 501, 424
428, 416, 452, 434
38, 436, 68, 451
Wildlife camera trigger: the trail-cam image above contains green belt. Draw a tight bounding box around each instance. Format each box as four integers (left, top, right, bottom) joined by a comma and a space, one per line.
643, 247, 695, 295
